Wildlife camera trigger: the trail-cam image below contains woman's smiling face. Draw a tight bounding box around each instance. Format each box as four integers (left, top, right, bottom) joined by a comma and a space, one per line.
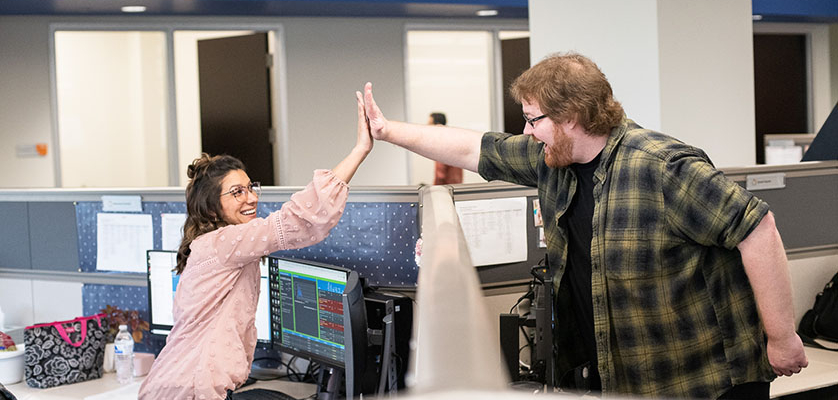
219, 169, 259, 225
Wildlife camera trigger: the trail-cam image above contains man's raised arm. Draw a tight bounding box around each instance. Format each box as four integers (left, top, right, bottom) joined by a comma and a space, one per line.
364, 82, 483, 172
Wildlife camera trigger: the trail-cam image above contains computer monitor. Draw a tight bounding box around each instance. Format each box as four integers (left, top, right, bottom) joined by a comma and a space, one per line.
268, 256, 368, 399
146, 250, 272, 346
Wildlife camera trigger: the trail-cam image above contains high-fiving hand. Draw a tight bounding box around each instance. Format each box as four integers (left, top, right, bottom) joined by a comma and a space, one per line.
363, 82, 389, 141
355, 91, 373, 154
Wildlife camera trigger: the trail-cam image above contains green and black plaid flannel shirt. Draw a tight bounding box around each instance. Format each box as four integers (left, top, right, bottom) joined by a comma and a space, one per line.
478, 119, 776, 398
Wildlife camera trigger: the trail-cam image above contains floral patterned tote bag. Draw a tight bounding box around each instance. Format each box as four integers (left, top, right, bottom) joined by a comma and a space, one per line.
23, 313, 109, 388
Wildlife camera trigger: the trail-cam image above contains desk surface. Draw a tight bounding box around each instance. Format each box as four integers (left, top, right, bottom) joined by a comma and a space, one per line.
770, 344, 838, 398
6, 345, 836, 399
5, 371, 316, 400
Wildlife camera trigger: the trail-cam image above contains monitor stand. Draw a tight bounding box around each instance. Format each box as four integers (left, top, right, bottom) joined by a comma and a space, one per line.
316, 367, 344, 400
249, 358, 284, 380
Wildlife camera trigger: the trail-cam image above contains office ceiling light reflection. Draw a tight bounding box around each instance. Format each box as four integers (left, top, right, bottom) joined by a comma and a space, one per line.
476, 9, 498, 17
121, 5, 147, 13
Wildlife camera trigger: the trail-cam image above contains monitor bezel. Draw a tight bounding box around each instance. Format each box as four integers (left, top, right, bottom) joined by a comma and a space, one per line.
268, 256, 356, 369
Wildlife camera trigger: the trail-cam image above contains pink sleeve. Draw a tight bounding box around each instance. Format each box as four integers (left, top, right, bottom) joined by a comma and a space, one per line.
197, 169, 349, 268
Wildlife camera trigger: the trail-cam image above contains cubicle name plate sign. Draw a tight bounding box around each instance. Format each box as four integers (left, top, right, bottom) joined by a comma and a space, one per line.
745, 172, 786, 191
101, 195, 142, 212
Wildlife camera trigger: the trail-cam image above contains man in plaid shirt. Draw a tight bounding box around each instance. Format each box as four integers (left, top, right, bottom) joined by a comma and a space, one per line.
362, 52, 808, 399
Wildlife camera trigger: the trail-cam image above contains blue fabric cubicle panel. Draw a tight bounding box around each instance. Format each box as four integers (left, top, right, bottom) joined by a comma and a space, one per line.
76, 201, 418, 286
82, 284, 156, 353
76, 202, 187, 272
262, 202, 419, 287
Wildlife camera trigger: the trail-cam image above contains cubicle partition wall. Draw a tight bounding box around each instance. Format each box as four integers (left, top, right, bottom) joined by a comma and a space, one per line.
2, 161, 837, 353
721, 160, 838, 259
448, 182, 547, 291
443, 160, 838, 296
0, 186, 420, 353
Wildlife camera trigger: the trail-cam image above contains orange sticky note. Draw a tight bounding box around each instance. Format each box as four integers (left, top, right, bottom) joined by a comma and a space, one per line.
36, 143, 48, 156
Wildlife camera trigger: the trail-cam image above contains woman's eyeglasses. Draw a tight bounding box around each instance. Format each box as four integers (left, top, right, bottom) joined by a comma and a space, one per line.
221, 182, 261, 202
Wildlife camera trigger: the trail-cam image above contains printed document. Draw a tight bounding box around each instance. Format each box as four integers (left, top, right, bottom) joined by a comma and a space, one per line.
96, 213, 153, 273
455, 197, 527, 266
161, 213, 187, 251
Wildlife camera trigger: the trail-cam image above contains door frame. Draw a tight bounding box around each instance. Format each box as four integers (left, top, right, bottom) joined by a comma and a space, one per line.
402, 22, 528, 184
753, 22, 831, 134
48, 21, 286, 187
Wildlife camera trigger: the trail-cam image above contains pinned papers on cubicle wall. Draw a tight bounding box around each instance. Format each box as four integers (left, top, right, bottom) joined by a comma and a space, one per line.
96, 213, 153, 272
454, 197, 528, 267
160, 213, 187, 251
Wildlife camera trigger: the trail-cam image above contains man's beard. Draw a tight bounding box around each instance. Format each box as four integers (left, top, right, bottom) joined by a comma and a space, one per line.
544, 125, 573, 168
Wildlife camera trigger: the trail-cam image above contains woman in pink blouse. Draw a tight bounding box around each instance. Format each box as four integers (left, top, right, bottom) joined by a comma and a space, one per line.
139, 92, 372, 400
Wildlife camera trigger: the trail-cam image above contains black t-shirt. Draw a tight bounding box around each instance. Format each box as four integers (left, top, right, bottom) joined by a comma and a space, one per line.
563, 152, 602, 389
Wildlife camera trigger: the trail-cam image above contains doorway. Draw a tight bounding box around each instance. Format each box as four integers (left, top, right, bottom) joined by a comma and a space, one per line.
404, 29, 529, 186
53, 27, 281, 187
197, 33, 274, 185
753, 34, 808, 164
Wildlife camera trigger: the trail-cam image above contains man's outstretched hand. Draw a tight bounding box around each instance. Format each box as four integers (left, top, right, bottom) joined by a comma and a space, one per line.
363, 82, 389, 141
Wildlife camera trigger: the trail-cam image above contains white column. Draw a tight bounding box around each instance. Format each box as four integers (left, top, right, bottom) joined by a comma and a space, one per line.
529, 0, 756, 167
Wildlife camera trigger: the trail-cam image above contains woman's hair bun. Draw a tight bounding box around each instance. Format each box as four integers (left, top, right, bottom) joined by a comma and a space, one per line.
187, 153, 212, 179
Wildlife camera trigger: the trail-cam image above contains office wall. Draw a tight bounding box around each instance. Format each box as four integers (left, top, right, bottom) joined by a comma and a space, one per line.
0, 17, 55, 188
55, 31, 169, 188
280, 17, 409, 186
529, 0, 757, 168
657, 1, 756, 168
529, 0, 662, 134
0, 16, 426, 188
0, 278, 83, 329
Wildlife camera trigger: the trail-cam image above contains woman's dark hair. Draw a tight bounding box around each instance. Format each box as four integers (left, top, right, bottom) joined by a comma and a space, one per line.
175, 153, 246, 274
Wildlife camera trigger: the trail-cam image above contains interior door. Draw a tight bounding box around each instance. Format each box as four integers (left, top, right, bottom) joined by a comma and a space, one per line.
198, 32, 275, 185
753, 34, 808, 164
501, 37, 530, 135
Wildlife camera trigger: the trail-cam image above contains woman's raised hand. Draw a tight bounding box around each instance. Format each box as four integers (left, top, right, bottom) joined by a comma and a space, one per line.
355, 91, 373, 155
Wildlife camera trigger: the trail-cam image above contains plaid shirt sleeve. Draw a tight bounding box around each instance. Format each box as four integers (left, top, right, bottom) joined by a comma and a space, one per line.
478, 132, 543, 187
662, 150, 769, 249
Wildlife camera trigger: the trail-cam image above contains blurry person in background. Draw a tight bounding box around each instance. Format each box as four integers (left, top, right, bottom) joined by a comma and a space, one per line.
428, 112, 463, 185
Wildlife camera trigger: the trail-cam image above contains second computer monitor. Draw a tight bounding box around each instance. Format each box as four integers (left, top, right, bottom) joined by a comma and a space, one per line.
268, 256, 367, 397
146, 250, 271, 345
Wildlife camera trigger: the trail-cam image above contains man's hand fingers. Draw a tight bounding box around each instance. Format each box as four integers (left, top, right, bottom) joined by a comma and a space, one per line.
363, 82, 387, 138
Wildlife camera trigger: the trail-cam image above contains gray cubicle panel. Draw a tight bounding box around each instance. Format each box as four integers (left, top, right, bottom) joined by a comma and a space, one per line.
0, 202, 31, 270
29, 202, 80, 272
450, 182, 547, 289
0, 201, 80, 272
722, 161, 838, 258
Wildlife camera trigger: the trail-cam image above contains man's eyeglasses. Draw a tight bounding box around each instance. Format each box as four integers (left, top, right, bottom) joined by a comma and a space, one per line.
221, 182, 261, 202
523, 114, 548, 129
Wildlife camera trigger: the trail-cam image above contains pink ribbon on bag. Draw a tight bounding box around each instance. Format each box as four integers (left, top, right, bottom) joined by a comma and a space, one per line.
26, 313, 107, 348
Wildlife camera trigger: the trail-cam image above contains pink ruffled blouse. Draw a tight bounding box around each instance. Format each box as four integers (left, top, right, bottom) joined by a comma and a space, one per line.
139, 170, 348, 400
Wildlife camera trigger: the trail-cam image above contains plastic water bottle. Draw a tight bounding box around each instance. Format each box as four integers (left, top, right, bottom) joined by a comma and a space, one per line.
114, 325, 134, 383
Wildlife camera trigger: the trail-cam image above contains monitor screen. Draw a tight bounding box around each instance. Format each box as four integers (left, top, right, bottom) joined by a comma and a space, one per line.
146, 250, 271, 344
268, 257, 367, 396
